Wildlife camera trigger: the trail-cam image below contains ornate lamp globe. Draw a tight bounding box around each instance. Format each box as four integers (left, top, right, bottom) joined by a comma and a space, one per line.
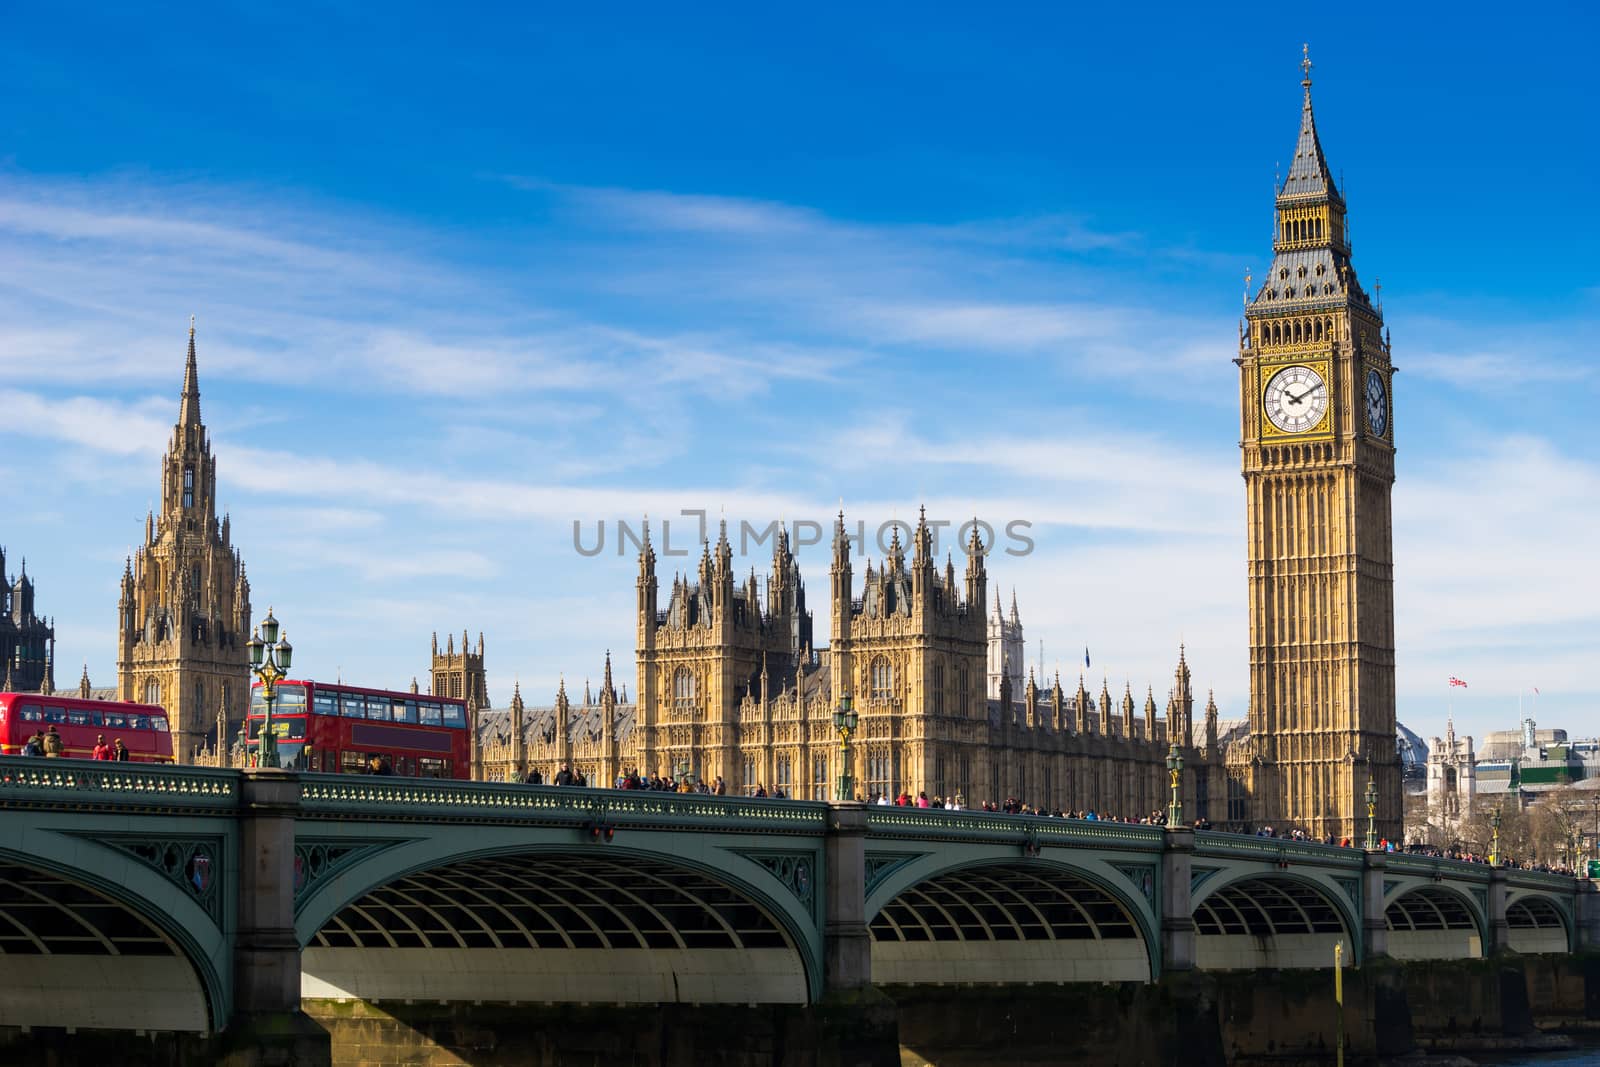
834, 693, 857, 733
248, 629, 265, 668
260, 609, 280, 645
276, 632, 293, 671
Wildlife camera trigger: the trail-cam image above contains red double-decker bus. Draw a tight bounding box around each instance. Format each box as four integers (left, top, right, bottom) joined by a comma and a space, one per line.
247, 679, 470, 778
0, 692, 174, 762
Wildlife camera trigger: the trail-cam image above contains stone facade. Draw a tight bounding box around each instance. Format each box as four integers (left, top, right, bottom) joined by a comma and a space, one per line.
1229, 55, 1402, 841
117, 323, 252, 759
475, 513, 1213, 816
1, 548, 54, 693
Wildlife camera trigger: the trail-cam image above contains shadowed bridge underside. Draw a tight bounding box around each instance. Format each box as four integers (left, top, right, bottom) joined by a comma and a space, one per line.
0, 860, 209, 1032
869, 864, 1148, 983
1194, 877, 1348, 969
1507, 897, 1569, 955
1386, 886, 1482, 959
302, 852, 808, 1003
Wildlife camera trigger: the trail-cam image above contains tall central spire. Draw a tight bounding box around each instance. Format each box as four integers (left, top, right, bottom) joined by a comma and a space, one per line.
1279, 44, 1339, 204
179, 315, 202, 427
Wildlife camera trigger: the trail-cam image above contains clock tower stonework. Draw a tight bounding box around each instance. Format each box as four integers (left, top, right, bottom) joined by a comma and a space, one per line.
1237, 53, 1401, 842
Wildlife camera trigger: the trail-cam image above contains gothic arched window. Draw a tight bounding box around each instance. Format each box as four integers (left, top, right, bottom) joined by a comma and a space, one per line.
183, 467, 195, 508
143, 678, 162, 705
673, 667, 696, 708
870, 657, 892, 701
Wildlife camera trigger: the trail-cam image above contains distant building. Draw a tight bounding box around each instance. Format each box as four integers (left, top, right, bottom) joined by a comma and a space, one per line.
1, 548, 54, 693
986, 589, 1024, 702
1425, 717, 1476, 837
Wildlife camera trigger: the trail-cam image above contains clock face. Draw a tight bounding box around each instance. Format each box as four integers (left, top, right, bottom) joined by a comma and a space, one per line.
1365, 368, 1389, 437
1263, 365, 1329, 434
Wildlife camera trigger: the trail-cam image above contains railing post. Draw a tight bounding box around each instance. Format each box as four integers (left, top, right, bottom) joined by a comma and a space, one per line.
1160, 827, 1196, 974
1487, 865, 1511, 955
234, 769, 304, 1016
824, 802, 871, 993
1361, 850, 1388, 960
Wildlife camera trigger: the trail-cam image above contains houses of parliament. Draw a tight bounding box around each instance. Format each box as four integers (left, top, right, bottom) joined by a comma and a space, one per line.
12, 56, 1401, 842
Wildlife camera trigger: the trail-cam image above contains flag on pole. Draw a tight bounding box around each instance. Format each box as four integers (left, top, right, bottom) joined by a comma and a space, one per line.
1084, 647, 1091, 669
1533, 686, 1540, 695
1449, 676, 1468, 688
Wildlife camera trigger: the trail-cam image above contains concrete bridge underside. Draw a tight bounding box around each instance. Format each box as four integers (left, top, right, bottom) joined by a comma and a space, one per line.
0, 859, 211, 1033
868, 863, 1148, 984
302, 851, 809, 1005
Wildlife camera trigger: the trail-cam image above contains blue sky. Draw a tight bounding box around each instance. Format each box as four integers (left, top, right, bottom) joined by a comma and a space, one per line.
2, 3, 1595, 745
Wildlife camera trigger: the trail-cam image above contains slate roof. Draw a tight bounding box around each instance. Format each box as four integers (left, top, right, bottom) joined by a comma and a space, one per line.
476, 699, 638, 749
1279, 86, 1342, 203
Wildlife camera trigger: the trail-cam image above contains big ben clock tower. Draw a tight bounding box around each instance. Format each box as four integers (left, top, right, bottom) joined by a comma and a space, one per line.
1239, 49, 1400, 843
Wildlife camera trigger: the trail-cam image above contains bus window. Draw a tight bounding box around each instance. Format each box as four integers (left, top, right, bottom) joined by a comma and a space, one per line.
365, 698, 388, 721
419, 757, 449, 778
43, 708, 66, 724
19, 704, 43, 722
313, 693, 338, 717
275, 685, 308, 712
393, 700, 416, 723
67, 710, 102, 727
152, 717, 169, 732
131, 717, 150, 731
419, 702, 442, 726
392, 756, 415, 777
341, 751, 371, 774
340, 694, 364, 718
442, 704, 466, 728
103, 713, 127, 729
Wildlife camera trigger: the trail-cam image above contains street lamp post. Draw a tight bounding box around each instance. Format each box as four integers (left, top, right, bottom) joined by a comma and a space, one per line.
1490, 805, 1502, 867
832, 693, 858, 802
1365, 777, 1379, 851
246, 608, 293, 770
1165, 742, 1184, 828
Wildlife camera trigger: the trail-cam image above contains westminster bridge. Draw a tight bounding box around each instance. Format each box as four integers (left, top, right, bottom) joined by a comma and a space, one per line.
0, 759, 1594, 1045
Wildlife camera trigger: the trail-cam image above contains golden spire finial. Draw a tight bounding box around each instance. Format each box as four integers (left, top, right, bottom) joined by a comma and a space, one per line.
1301, 44, 1313, 88
189, 313, 196, 337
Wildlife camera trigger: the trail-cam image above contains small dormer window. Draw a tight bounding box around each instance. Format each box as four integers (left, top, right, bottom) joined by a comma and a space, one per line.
182, 467, 194, 508
1279, 269, 1289, 280
1297, 266, 1307, 278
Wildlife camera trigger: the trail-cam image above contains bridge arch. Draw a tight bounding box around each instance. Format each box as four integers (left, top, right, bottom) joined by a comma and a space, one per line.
1192, 873, 1357, 970
1505, 892, 1572, 954
1383, 884, 1485, 960
866, 855, 1156, 984
295, 836, 821, 1004
0, 846, 226, 1033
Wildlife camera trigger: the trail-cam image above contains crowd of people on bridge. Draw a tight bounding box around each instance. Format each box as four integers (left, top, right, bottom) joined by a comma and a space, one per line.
503, 771, 1591, 876
17, 726, 130, 761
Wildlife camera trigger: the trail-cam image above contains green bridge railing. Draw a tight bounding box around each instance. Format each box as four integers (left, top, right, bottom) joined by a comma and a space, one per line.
297, 773, 831, 833
0, 757, 1586, 888
867, 807, 1166, 849
0, 755, 239, 811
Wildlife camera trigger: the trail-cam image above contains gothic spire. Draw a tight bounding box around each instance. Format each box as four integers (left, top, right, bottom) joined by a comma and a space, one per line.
179, 316, 202, 428
1280, 45, 1340, 205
